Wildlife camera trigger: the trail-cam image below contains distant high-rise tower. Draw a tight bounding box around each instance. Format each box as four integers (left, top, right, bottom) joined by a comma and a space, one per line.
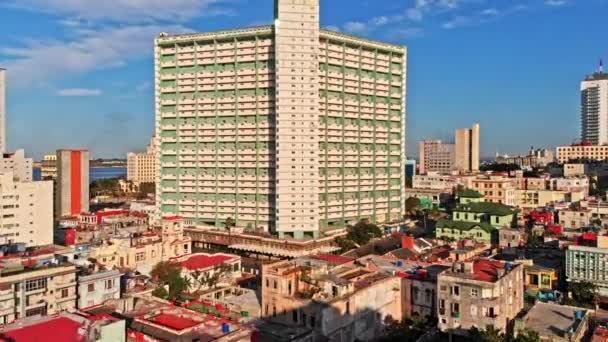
581, 60, 608, 145
454, 123, 480, 172
418, 140, 455, 174
56, 149, 90, 218
0, 68, 6, 153
154, 0, 407, 239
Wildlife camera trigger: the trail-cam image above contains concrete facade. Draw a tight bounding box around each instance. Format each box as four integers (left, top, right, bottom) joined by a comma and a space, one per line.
155, 0, 407, 239
77, 268, 122, 309
418, 140, 454, 174
0, 68, 5, 154
557, 144, 608, 163
0, 257, 77, 324
454, 123, 480, 173
471, 175, 516, 206
0, 149, 33, 182
0, 172, 53, 247
56, 149, 90, 218
127, 136, 157, 185
581, 69, 608, 145
566, 242, 608, 297
262, 257, 402, 341
437, 260, 524, 335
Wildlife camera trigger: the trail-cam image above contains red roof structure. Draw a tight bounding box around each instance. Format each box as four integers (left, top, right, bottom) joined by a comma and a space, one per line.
177, 254, 235, 271
472, 259, 508, 282
151, 313, 199, 330
1, 317, 85, 342
313, 254, 353, 265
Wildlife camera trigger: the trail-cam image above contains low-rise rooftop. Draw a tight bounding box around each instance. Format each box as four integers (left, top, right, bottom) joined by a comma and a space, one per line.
520, 302, 588, 340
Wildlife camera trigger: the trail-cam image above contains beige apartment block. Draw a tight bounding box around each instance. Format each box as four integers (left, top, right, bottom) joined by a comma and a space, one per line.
0, 68, 5, 153
0, 149, 33, 182
155, 0, 406, 239
0, 172, 53, 247
516, 189, 585, 210
471, 175, 516, 206
90, 217, 191, 275
262, 257, 402, 341
40, 154, 57, 180
0, 256, 77, 323
418, 140, 454, 174
127, 136, 157, 185
557, 144, 608, 163
454, 123, 480, 173
437, 260, 524, 335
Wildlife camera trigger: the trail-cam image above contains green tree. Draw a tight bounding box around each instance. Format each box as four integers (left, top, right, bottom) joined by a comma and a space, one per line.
335, 237, 357, 252
512, 329, 540, 342
150, 261, 189, 300
225, 217, 235, 230
405, 197, 421, 217
379, 316, 426, 342
569, 281, 597, 307
190, 264, 233, 292
347, 219, 382, 245
137, 182, 155, 199
469, 326, 505, 342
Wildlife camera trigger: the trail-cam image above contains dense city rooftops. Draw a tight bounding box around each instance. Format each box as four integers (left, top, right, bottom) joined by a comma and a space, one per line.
455, 202, 517, 216
442, 259, 520, 283
436, 219, 495, 233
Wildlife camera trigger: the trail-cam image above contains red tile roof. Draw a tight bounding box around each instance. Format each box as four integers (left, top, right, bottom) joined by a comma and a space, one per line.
1, 317, 85, 342
150, 313, 199, 331
473, 259, 508, 282
313, 254, 353, 265
178, 254, 234, 270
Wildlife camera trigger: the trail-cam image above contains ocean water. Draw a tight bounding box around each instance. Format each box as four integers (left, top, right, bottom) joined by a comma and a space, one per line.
33, 167, 127, 182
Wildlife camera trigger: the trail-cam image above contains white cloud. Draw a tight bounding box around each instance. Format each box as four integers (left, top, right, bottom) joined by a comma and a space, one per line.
3, 0, 232, 23
344, 21, 368, 34
324, 25, 341, 32
545, 0, 567, 6
57, 88, 102, 96
0, 24, 192, 88
481, 8, 499, 16
442, 16, 472, 29
406, 8, 424, 22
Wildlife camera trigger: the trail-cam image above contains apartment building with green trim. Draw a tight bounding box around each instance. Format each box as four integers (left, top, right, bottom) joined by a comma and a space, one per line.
435, 192, 517, 243
155, 0, 406, 239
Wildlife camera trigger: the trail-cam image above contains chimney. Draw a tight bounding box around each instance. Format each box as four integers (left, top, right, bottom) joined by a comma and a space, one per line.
463, 261, 474, 274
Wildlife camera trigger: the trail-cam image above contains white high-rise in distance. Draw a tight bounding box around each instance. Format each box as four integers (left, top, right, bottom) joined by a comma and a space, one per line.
581, 60, 608, 145
0, 68, 6, 153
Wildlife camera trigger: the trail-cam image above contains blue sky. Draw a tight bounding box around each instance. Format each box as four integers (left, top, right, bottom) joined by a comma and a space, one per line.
0, 0, 606, 159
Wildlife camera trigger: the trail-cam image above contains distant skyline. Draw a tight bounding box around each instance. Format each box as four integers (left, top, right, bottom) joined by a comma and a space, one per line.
0, 0, 606, 159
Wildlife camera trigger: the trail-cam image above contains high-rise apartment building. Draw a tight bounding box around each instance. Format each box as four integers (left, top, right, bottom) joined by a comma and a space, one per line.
581, 62, 608, 145
0, 149, 33, 182
454, 123, 479, 172
0, 68, 6, 153
127, 136, 157, 185
40, 154, 57, 180
0, 172, 53, 247
418, 140, 454, 174
155, 0, 406, 239
56, 149, 90, 218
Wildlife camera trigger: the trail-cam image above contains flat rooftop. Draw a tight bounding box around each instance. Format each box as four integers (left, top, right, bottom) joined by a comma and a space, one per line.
522, 302, 588, 339
173, 253, 238, 271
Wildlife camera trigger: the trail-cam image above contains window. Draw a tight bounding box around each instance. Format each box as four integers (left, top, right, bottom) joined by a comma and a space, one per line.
25, 278, 47, 292
471, 288, 479, 297
61, 289, 69, 298
451, 286, 459, 296
105, 279, 114, 290
135, 252, 145, 262
88, 284, 95, 292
